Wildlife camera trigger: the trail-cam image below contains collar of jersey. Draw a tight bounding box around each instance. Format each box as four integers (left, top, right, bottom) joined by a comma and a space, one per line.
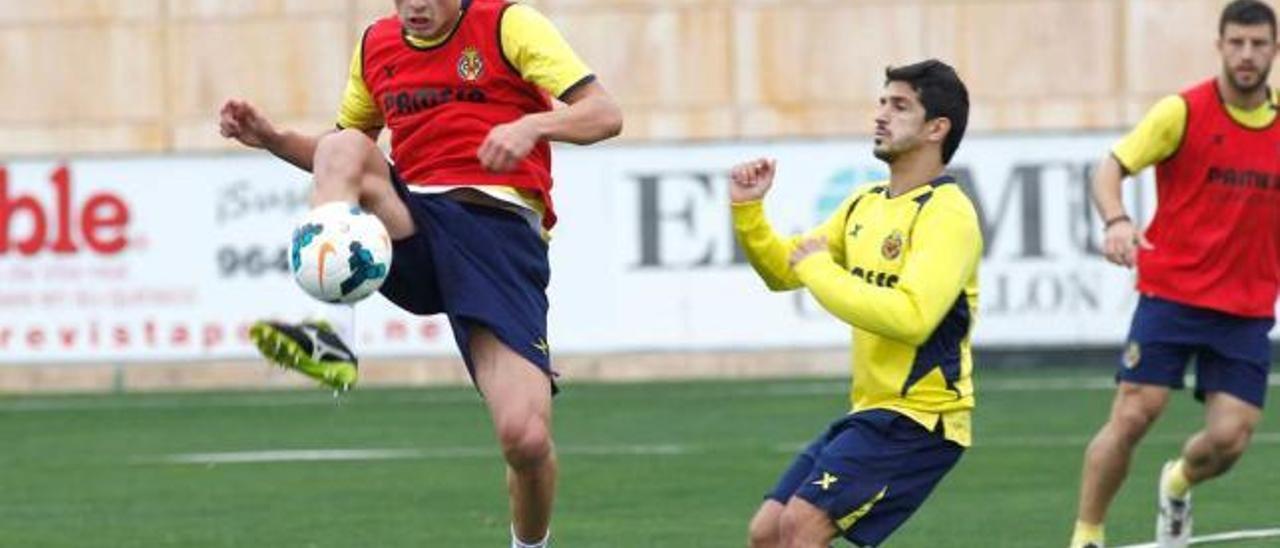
1214, 81, 1278, 130
881, 174, 954, 200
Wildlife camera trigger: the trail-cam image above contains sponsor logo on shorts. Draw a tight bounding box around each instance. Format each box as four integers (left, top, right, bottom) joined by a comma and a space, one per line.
1123, 341, 1141, 369
812, 471, 839, 491
533, 337, 550, 357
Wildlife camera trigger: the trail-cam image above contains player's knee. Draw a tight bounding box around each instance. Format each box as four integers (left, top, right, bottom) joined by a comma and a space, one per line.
747, 509, 781, 548
314, 129, 375, 182
776, 505, 822, 546
1208, 423, 1253, 465
776, 507, 801, 543
1109, 405, 1161, 442
496, 416, 552, 469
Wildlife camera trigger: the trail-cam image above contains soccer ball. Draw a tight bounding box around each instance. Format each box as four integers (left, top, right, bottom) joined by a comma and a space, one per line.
289, 201, 393, 304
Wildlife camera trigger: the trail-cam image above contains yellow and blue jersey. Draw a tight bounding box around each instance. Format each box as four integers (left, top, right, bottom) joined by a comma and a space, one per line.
337, 3, 594, 230
733, 177, 982, 446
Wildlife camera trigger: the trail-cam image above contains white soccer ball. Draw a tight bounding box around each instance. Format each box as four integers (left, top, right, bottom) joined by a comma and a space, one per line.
290, 201, 392, 304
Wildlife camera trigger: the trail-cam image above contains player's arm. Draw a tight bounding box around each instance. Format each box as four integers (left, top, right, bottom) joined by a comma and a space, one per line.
478, 4, 622, 172
219, 40, 382, 173
728, 158, 850, 291
1091, 95, 1184, 267
790, 200, 981, 345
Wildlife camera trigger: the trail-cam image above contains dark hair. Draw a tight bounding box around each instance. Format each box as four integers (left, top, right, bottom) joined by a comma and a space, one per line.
1220, 0, 1276, 39
884, 59, 970, 164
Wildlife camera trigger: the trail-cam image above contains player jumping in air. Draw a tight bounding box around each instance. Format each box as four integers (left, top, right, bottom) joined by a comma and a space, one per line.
218, 1, 622, 546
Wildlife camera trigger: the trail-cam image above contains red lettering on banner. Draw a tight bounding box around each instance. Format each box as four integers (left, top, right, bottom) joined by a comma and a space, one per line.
26, 328, 44, 348
171, 325, 189, 346
386, 320, 408, 341
0, 168, 48, 255
420, 321, 440, 340
49, 166, 75, 252
59, 326, 76, 347
0, 327, 11, 348
113, 325, 129, 346
202, 324, 222, 349
235, 322, 252, 344
0, 164, 131, 256
144, 320, 157, 346
82, 194, 128, 253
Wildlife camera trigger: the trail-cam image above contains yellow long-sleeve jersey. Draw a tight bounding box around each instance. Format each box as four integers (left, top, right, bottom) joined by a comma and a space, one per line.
732, 176, 983, 446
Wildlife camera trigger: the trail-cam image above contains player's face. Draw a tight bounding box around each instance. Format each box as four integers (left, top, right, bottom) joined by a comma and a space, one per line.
1218, 22, 1277, 95
395, 0, 463, 40
873, 81, 930, 163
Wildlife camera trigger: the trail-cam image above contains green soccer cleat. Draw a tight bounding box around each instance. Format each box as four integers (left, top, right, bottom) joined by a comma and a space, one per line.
249, 320, 358, 391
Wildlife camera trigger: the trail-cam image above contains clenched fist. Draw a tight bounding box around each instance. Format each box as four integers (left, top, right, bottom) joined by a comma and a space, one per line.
729, 158, 777, 203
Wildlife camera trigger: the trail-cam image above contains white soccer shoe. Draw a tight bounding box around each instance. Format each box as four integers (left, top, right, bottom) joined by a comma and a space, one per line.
1156, 460, 1192, 547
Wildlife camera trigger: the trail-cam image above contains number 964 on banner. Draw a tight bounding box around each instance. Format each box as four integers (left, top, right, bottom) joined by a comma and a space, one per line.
289, 202, 392, 304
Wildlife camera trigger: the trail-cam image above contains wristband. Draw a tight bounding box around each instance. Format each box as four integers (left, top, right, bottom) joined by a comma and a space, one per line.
1104, 215, 1131, 229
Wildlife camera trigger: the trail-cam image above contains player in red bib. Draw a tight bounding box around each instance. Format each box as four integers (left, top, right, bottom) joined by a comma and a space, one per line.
1071, 2, 1279, 547
218, 1, 622, 546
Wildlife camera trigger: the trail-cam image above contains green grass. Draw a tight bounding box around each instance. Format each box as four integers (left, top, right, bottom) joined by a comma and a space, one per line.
2, 367, 1277, 547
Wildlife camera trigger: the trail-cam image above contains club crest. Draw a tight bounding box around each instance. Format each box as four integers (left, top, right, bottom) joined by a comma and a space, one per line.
881, 230, 904, 260
1123, 341, 1141, 369
457, 46, 484, 82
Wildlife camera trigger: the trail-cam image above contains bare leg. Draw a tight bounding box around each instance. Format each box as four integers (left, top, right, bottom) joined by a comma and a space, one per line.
310, 129, 415, 239
777, 497, 837, 548
470, 327, 556, 544
1180, 391, 1261, 484
1076, 382, 1170, 524
748, 500, 786, 548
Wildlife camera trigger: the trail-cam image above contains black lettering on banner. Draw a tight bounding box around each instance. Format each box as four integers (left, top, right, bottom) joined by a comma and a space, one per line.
217, 246, 291, 278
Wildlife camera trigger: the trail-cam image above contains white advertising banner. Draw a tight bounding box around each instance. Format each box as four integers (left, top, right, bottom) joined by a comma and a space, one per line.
1, 134, 1275, 363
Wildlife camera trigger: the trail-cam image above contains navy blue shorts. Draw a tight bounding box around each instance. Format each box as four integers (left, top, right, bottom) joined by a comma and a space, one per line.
379, 167, 553, 390
765, 409, 964, 547
1119, 295, 1273, 408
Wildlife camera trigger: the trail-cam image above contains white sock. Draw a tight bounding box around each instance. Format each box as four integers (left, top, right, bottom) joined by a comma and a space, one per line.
310, 302, 355, 345
510, 525, 549, 548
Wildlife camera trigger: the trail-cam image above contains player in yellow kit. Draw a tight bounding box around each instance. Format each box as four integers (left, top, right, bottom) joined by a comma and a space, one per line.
733, 59, 981, 548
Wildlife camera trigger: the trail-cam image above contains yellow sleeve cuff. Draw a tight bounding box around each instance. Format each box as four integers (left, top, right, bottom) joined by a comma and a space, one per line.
730, 200, 766, 231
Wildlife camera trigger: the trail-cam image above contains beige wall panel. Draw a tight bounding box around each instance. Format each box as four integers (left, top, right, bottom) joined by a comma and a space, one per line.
735, 4, 928, 106
552, 9, 732, 108
920, 3, 962, 67
0, 125, 167, 156
1126, 0, 1222, 96
167, 19, 351, 123
0, 1, 162, 23
951, 0, 1117, 99
0, 25, 165, 123
618, 106, 737, 141
970, 97, 1126, 132
167, 0, 347, 19
1122, 93, 1171, 125
0, 0, 1259, 155
739, 103, 878, 139
173, 115, 337, 151
354, 0, 395, 24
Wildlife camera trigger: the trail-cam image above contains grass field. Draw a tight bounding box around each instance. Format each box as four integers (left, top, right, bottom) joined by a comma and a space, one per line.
3, 366, 1278, 547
